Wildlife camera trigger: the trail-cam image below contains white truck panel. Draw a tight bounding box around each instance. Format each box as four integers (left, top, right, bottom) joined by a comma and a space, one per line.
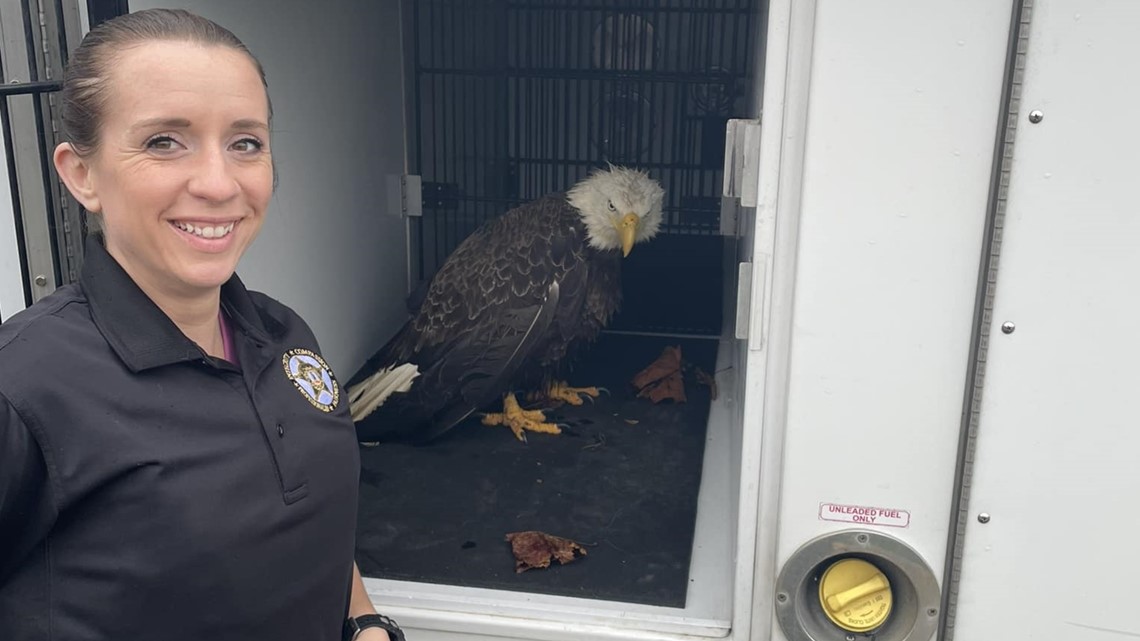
951, 1, 1140, 638
763, 2, 1013, 637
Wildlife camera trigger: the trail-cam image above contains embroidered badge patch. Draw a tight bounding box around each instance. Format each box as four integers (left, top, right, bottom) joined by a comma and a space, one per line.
282, 348, 339, 412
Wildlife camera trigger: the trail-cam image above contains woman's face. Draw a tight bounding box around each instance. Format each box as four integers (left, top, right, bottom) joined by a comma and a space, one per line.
79, 41, 272, 298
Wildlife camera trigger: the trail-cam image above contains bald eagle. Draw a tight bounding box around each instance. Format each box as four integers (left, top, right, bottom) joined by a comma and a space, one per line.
346, 166, 665, 443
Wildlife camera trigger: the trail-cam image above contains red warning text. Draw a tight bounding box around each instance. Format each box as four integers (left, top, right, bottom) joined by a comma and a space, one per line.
819, 503, 911, 528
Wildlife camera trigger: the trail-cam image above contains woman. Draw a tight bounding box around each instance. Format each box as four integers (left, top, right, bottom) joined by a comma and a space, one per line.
0, 9, 399, 641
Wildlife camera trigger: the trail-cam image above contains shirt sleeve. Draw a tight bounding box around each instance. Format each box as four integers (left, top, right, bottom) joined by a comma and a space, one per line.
0, 392, 58, 585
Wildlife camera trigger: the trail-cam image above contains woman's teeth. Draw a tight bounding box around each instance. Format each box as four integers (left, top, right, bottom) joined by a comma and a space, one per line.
174, 221, 235, 239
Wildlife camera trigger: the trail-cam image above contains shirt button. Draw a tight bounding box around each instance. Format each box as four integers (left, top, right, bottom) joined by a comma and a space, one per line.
277, 423, 285, 437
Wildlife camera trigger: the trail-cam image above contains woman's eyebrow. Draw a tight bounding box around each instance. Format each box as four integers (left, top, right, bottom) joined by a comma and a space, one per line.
129, 117, 191, 132
231, 119, 269, 132
125, 117, 268, 133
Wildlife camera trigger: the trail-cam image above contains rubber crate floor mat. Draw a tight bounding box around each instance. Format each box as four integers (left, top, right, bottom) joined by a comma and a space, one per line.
354, 333, 717, 608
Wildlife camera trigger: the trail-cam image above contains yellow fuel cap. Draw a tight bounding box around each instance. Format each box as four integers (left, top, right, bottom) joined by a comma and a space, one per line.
818, 558, 893, 632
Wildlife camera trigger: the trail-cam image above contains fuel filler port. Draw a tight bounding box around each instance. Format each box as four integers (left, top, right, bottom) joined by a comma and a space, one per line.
774, 530, 940, 641
818, 558, 893, 632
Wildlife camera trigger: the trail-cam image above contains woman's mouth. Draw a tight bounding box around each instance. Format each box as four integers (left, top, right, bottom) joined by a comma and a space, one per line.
172, 221, 236, 239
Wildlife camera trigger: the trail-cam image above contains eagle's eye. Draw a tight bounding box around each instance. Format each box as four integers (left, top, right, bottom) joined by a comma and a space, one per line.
607, 200, 616, 212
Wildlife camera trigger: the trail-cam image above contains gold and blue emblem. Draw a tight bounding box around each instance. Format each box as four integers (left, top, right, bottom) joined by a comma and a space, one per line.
282, 348, 339, 412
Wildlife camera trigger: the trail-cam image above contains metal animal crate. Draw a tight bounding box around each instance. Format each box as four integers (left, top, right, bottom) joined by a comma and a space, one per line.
407, 0, 757, 289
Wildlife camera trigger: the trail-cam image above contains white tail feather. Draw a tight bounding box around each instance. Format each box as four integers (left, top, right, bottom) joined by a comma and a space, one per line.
347, 363, 420, 421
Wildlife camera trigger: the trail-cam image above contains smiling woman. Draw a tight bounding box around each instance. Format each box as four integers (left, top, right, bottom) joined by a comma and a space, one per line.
54, 42, 273, 349
0, 9, 398, 641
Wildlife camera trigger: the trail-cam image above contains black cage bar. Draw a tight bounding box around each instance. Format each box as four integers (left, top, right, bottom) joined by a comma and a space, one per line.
409, 0, 756, 285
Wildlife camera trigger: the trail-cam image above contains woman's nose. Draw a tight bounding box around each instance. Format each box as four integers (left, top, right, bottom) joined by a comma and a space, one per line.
187, 147, 241, 202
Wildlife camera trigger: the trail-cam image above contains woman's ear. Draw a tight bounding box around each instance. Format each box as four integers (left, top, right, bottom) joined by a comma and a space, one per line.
53, 142, 101, 213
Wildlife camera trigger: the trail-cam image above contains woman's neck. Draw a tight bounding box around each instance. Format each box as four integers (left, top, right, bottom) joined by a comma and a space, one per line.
118, 265, 225, 359
102, 242, 228, 359
161, 293, 225, 359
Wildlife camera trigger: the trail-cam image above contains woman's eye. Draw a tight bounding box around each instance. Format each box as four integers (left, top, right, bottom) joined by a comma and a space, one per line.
145, 135, 179, 151
232, 137, 263, 153
607, 200, 616, 211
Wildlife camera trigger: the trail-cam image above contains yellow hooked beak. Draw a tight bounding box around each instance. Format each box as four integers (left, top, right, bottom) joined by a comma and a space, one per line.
619, 212, 640, 257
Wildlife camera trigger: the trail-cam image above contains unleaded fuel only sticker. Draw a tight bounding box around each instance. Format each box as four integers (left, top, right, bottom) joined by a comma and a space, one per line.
819, 503, 911, 528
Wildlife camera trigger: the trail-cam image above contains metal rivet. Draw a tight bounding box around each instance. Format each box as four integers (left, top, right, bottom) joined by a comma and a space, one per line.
856, 533, 869, 543
776, 592, 788, 603
34, 275, 47, 286
1028, 110, 1044, 123
928, 607, 939, 617
1001, 321, 1015, 334
846, 635, 856, 641
978, 513, 991, 523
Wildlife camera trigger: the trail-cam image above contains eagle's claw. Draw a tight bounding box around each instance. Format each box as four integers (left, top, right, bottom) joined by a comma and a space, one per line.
544, 381, 603, 406
481, 393, 562, 441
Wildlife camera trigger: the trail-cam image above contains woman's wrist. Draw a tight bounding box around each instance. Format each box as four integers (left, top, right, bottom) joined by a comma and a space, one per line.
355, 627, 391, 641
343, 613, 404, 641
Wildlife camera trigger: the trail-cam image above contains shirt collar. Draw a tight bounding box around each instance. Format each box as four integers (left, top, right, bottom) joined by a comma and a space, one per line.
80, 234, 273, 373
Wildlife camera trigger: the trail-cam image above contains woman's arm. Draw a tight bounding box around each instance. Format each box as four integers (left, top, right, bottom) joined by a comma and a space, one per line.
348, 563, 392, 640
0, 396, 58, 585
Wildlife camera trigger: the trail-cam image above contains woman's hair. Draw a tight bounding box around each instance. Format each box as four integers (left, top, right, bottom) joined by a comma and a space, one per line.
60, 8, 271, 157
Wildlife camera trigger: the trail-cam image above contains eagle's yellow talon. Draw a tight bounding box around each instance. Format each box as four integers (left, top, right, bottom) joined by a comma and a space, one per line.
544, 380, 601, 406
481, 393, 562, 440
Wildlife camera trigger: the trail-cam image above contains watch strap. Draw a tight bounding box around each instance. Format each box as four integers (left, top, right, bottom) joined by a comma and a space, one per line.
343, 613, 405, 641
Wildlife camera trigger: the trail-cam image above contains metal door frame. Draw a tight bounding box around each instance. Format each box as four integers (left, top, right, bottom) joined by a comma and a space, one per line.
0, 0, 125, 321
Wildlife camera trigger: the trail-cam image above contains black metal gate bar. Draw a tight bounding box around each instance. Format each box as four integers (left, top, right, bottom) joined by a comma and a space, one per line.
53, 0, 72, 67
0, 0, 103, 320
0, 80, 63, 96
19, 0, 64, 289
31, 98, 64, 290
0, 94, 34, 309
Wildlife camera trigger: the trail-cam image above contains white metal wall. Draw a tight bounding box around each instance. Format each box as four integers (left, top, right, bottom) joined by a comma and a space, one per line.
744, 2, 1015, 639
951, 1, 1140, 638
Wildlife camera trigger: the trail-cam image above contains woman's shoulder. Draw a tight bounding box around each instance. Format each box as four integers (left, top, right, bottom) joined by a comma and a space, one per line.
0, 284, 91, 358
244, 288, 301, 322
241, 289, 320, 343
0, 284, 98, 403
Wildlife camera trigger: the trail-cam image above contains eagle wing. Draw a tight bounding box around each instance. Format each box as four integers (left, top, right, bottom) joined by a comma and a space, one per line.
348, 196, 591, 442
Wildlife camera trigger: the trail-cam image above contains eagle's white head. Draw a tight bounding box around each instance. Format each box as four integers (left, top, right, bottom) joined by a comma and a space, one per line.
566, 165, 665, 257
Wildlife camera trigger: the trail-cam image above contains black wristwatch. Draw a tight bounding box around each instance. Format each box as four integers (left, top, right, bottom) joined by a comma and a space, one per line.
343, 613, 406, 641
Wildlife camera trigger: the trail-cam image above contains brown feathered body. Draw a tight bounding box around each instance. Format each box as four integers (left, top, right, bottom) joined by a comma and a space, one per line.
347, 195, 621, 443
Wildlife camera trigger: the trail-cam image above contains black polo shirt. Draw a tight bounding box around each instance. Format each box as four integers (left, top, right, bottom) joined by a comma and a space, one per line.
0, 237, 360, 640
